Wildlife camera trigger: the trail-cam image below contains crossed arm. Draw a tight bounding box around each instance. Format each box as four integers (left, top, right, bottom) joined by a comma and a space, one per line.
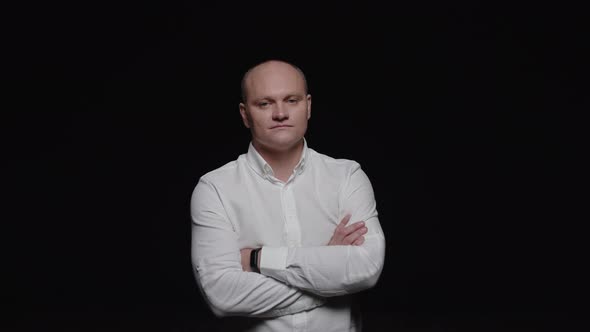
191, 166, 385, 317
240, 214, 368, 272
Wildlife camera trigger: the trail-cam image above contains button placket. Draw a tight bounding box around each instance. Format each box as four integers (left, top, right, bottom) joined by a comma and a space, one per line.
282, 184, 301, 247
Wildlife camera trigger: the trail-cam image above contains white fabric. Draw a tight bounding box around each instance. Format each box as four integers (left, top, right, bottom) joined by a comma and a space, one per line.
191, 138, 385, 331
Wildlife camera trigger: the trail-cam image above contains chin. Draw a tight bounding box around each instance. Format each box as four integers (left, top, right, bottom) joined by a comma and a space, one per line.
261, 136, 303, 151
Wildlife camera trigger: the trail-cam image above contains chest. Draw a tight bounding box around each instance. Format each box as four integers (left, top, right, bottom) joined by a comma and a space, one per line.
223, 176, 343, 248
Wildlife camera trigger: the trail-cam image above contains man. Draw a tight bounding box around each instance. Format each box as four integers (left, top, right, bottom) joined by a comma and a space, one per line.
191, 60, 385, 331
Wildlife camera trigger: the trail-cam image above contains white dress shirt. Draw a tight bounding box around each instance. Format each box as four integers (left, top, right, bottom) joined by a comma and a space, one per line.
191, 138, 385, 332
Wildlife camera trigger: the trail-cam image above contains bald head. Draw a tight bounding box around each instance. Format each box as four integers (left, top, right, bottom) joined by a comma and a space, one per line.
241, 60, 308, 103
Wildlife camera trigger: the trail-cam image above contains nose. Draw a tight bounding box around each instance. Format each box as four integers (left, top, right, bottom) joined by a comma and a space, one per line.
272, 104, 289, 121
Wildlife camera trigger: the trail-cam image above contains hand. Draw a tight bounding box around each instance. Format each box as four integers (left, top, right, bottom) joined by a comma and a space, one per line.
327, 214, 367, 246
240, 248, 260, 272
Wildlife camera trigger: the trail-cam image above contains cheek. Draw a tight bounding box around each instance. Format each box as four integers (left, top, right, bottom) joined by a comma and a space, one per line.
250, 117, 271, 133
296, 108, 309, 124
249, 113, 265, 125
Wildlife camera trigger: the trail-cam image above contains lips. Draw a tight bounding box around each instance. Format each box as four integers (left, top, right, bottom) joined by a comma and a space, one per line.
270, 125, 293, 129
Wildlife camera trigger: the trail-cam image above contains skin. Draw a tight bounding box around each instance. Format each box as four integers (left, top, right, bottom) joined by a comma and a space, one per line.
238, 61, 367, 272
239, 60, 311, 183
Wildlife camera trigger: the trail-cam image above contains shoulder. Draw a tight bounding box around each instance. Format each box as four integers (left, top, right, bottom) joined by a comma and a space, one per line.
199, 160, 238, 183
196, 151, 252, 188
191, 157, 242, 203
309, 148, 363, 177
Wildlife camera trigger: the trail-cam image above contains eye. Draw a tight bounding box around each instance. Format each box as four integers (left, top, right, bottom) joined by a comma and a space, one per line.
258, 101, 270, 107
287, 99, 298, 104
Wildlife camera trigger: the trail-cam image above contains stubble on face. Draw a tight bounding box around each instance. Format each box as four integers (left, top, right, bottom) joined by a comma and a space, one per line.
240, 61, 311, 153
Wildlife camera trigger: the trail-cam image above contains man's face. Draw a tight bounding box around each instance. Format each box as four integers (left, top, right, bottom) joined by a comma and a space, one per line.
239, 62, 311, 152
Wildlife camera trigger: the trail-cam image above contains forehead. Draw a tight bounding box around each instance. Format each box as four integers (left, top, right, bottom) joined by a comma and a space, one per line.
245, 62, 306, 99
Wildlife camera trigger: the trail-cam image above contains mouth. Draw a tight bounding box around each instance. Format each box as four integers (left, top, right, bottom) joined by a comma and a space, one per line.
270, 125, 293, 129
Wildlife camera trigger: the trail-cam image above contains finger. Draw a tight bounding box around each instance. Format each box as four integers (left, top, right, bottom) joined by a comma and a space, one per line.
329, 215, 353, 245
344, 226, 368, 245
352, 236, 365, 246
338, 214, 352, 228
342, 221, 365, 236
335, 217, 358, 241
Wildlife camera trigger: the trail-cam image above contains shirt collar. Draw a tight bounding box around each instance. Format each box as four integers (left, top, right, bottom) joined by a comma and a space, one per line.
246, 138, 309, 179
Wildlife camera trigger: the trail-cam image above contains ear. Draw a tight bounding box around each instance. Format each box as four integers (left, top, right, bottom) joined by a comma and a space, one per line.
239, 103, 251, 128
306, 94, 312, 120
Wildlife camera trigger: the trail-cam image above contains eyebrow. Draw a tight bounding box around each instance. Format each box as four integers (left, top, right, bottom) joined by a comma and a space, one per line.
253, 94, 303, 103
252, 97, 272, 103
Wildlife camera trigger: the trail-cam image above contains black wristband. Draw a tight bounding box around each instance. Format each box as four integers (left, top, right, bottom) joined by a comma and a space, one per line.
250, 248, 260, 273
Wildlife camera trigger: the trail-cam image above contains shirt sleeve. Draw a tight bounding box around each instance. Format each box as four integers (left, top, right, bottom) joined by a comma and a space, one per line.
190, 178, 326, 318
259, 163, 386, 297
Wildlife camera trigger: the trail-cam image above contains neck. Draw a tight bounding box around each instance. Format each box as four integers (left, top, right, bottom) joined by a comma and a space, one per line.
253, 139, 304, 181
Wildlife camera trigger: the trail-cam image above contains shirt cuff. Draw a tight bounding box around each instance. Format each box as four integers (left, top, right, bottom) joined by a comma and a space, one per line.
259, 246, 288, 276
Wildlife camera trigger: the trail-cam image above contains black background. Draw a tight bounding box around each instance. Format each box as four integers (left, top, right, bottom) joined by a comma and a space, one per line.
4, 2, 588, 331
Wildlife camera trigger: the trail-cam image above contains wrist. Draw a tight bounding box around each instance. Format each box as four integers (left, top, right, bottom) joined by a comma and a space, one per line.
250, 248, 261, 273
